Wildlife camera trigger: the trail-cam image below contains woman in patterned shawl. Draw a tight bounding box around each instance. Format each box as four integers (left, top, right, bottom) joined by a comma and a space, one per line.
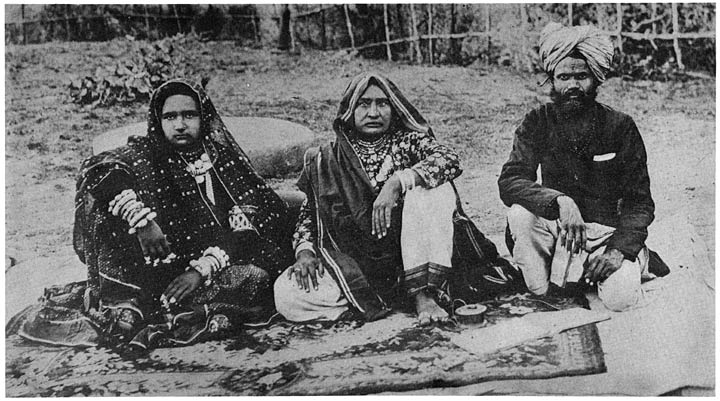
274, 72, 516, 325
21, 79, 292, 349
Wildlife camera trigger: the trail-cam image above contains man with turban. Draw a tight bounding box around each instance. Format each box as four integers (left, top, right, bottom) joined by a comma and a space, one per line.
497, 23, 661, 311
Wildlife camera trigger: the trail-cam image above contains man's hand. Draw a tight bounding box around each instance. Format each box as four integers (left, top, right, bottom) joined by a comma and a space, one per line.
556, 195, 586, 254
372, 174, 402, 239
289, 250, 324, 292
585, 248, 624, 284
163, 270, 203, 305
136, 220, 171, 260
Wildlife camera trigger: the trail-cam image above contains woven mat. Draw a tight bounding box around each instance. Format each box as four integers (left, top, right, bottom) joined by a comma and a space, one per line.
6, 293, 605, 396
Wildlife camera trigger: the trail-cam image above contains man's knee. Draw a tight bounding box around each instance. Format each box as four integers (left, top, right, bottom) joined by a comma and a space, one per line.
598, 261, 642, 311
507, 204, 541, 234
527, 282, 549, 296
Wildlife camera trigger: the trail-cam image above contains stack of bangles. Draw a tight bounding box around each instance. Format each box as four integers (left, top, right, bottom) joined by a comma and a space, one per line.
186, 246, 230, 286
108, 189, 157, 234
397, 169, 417, 193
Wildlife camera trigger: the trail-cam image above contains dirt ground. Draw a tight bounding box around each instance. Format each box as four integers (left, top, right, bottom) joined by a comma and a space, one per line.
5, 40, 715, 270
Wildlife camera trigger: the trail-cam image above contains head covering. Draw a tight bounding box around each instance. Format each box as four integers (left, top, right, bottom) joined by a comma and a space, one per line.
147, 79, 254, 164
538, 22, 614, 83
333, 72, 431, 139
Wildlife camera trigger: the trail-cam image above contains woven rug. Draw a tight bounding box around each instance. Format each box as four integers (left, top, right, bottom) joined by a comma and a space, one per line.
6, 293, 605, 396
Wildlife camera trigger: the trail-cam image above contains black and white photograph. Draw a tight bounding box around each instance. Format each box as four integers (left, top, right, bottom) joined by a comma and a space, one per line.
5, 3, 715, 396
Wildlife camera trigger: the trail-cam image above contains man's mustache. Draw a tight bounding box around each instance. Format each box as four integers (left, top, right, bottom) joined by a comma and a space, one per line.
562, 89, 586, 98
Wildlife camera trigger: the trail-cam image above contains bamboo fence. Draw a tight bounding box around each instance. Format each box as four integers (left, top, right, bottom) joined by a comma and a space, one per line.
6, 5, 261, 44
6, 3, 716, 72
288, 3, 714, 70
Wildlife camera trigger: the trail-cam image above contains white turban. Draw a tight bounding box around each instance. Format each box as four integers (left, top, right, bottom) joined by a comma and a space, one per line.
538, 22, 615, 83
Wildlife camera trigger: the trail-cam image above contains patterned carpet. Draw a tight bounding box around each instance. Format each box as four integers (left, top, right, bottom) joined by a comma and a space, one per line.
6, 293, 605, 396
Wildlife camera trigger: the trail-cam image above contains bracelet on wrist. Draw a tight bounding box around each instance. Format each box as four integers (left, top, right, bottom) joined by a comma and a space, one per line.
187, 258, 214, 287
110, 189, 159, 235
128, 211, 157, 234
110, 189, 137, 215
202, 246, 230, 271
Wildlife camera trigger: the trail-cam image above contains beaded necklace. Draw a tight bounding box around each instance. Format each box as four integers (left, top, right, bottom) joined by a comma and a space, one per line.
350, 134, 394, 187
177, 141, 218, 204
176, 141, 256, 234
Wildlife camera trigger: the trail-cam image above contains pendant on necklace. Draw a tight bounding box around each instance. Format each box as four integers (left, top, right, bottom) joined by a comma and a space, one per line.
229, 205, 256, 233
205, 172, 215, 205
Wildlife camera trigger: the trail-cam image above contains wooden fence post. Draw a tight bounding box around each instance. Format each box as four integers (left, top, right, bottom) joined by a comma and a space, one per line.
428, 4, 434, 65
251, 13, 260, 43
65, 5, 71, 41
520, 4, 530, 71
651, 3, 657, 34
278, 4, 291, 50
289, 5, 297, 52
383, 4, 392, 61
616, 3, 623, 55
568, 3, 573, 25
671, 3, 685, 69
320, 8, 327, 50
190, 5, 196, 35
646, 3, 659, 50
395, 4, 405, 39
343, 4, 355, 50
409, 3, 422, 63
485, 4, 491, 62
143, 4, 151, 38
21, 5, 27, 45
172, 4, 181, 34
449, 4, 459, 63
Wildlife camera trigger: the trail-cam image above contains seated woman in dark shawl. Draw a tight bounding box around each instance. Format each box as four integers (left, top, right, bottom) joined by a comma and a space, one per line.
18, 79, 292, 349
274, 73, 519, 325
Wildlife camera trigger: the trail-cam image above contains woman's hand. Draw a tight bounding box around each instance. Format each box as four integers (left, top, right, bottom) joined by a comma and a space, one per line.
372, 175, 402, 239
163, 270, 203, 305
289, 250, 324, 292
136, 220, 171, 260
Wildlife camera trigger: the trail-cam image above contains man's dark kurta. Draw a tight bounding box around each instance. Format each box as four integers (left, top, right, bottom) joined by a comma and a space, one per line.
498, 102, 654, 261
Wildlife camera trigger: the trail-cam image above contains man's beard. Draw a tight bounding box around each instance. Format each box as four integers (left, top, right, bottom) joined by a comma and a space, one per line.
550, 85, 598, 120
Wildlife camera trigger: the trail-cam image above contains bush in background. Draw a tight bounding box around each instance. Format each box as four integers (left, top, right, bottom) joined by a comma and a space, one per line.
66, 35, 206, 107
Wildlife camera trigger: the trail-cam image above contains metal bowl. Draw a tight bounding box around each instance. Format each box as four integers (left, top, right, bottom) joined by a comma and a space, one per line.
455, 303, 488, 325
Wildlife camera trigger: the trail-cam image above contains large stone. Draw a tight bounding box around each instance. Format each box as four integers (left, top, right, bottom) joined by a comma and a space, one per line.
5, 254, 86, 324
92, 117, 321, 178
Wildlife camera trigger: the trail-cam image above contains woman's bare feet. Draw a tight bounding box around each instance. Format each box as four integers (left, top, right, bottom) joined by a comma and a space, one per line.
415, 291, 449, 326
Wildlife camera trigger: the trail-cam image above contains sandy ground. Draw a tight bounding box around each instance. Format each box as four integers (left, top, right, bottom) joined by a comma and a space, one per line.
5, 41, 714, 267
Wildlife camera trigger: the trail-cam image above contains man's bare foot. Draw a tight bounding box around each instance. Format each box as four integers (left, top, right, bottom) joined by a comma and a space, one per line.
415, 291, 449, 326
